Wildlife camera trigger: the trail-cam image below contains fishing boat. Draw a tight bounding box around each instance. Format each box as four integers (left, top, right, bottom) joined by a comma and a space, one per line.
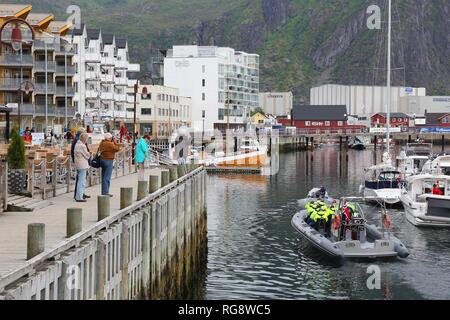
400, 175, 450, 227
360, 152, 405, 205
291, 198, 409, 259
297, 188, 335, 208
396, 143, 433, 176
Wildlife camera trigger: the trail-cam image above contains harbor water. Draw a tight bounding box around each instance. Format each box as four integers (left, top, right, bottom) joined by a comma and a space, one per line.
197, 146, 450, 300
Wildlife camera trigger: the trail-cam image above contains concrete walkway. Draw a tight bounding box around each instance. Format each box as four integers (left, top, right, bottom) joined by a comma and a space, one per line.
0, 168, 162, 278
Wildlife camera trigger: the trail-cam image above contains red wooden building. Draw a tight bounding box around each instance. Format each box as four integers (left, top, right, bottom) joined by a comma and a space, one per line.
278, 105, 364, 132
371, 112, 409, 128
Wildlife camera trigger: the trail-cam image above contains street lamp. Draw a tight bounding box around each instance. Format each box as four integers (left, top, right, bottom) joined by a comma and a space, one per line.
18, 80, 34, 131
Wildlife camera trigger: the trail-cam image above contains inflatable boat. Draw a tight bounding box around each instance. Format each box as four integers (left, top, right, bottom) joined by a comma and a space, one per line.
291, 202, 409, 259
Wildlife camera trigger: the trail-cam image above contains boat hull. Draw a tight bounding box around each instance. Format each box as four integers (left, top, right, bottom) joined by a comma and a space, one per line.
363, 187, 402, 205
291, 211, 409, 259
401, 195, 450, 227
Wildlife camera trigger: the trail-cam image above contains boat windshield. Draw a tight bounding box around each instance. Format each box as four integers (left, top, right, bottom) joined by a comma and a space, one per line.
378, 171, 401, 181
406, 143, 433, 157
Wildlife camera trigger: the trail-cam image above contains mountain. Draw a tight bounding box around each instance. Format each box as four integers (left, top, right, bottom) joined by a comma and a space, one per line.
8, 0, 450, 102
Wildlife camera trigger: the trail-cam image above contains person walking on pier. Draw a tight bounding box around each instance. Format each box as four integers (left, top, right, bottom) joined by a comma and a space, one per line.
74, 133, 91, 202
99, 133, 120, 197
136, 134, 150, 181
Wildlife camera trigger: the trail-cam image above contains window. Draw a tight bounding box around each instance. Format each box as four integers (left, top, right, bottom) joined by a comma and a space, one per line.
392, 118, 396, 122
202, 93, 205, 101
325, 121, 330, 126
337, 121, 343, 126
202, 79, 206, 87
141, 108, 152, 115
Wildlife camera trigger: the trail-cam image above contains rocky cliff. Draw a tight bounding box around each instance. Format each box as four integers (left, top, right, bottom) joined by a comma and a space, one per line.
11, 0, 450, 101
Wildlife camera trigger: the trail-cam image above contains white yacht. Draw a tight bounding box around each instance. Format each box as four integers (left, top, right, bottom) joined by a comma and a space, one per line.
421, 155, 450, 176
396, 143, 433, 177
400, 175, 450, 227
360, 153, 404, 205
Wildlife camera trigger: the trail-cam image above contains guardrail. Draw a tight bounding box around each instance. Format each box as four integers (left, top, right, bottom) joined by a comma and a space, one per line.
0, 166, 207, 300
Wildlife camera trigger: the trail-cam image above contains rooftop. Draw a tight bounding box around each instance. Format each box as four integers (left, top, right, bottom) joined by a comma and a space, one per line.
116, 39, 127, 49
0, 4, 31, 18
86, 28, 100, 40
26, 13, 54, 27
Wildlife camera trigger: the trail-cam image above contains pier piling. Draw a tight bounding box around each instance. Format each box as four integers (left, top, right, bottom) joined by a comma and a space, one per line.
27, 223, 45, 260
120, 187, 133, 209
161, 171, 170, 187
149, 175, 159, 193
138, 181, 148, 201
66, 208, 82, 238
97, 195, 110, 221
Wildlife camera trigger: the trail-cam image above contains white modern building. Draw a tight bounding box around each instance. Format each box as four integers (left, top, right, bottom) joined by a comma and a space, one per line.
69, 25, 140, 126
397, 96, 450, 116
164, 45, 259, 132
259, 92, 293, 116
310, 84, 426, 117
126, 84, 192, 138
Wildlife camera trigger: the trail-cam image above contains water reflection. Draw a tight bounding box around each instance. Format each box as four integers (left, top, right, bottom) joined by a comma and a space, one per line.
201, 146, 450, 300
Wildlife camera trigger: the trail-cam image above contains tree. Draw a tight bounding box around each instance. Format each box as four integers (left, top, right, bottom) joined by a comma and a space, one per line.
251, 107, 265, 117
7, 127, 25, 170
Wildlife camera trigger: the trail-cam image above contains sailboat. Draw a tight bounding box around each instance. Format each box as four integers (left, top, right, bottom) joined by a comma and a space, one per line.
360, 0, 405, 205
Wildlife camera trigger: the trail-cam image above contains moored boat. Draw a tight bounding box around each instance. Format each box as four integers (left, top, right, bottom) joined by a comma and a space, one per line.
291, 198, 409, 259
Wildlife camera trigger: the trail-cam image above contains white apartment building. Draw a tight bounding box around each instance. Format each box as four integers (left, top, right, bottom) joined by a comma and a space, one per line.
310, 84, 426, 117
126, 84, 192, 138
164, 45, 259, 132
259, 92, 293, 116
69, 25, 140, 125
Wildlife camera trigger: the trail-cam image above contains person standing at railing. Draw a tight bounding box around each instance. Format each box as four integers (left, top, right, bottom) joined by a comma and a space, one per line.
135, 134, 150, 181
99, 133, 120, 197
74, 133, 91, 203
71, 127, 89, 200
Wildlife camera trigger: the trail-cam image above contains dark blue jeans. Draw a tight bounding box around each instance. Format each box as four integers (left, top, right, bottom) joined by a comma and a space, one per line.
100, 159, 114, 195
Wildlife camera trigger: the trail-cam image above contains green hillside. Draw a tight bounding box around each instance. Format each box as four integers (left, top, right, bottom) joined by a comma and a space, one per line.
5, 0, 450, 101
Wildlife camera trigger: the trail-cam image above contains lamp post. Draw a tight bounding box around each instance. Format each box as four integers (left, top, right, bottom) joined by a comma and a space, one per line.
18, 80, 34, 131
133, 73, 153, 161
201, 110, 205, 151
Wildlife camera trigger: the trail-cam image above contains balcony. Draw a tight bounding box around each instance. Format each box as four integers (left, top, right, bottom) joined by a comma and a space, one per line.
100, 92, 114, 100
35, 105, 76, 116
114, 93, 127, 102
56, 86, 75, 97
115, 60, 128, 69
33, 40, 56, 51
100, 74, 114, 83
9, 103, 34, 115
0, 78, 23, 91
101, 56, 115, 66
85, 53, 101, 62
85, 71, 101, 81
34, 83, 56, 94
86, 90, 100, 99
34, 61, 56, 72
114, 77, 128, 86
0, 54, 33, 67
55, 47, 75, 57
55, 65, 76, 76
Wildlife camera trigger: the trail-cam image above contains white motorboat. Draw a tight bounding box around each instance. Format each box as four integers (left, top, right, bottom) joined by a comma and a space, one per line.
400, 175, 450, 227
360, 153, 405, 205
421, 155, 450, 176
396, 143, 433, 177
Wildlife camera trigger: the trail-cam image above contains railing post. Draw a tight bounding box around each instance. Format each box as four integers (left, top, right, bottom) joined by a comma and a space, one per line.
52, 158, 57, 198
66, 157, 71, 193
40, 158, 46, 200
97, 195, 110, 221
120, 187, 133, 209
66, 208, 82, 238
28, 156, 34, 197
161, 171, 169, 188
169, 167, 178, 183
149, 175, 159, 193
138, 181, 148, 201
27, 223, 45, 260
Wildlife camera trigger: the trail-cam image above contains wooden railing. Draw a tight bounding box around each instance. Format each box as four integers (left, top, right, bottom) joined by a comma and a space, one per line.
0, 161, 7, 211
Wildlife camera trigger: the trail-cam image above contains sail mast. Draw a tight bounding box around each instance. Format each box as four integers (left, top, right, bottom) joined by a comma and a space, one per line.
386, 0, 392, 155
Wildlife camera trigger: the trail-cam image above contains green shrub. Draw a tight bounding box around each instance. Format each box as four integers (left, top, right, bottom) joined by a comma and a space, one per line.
7, 127, 25, 170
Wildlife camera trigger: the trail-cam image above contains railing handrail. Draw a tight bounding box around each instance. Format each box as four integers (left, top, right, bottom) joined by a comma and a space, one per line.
0, 166, 204, 292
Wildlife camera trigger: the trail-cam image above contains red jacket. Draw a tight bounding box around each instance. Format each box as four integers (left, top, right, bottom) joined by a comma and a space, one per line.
432, 187, 444, 195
